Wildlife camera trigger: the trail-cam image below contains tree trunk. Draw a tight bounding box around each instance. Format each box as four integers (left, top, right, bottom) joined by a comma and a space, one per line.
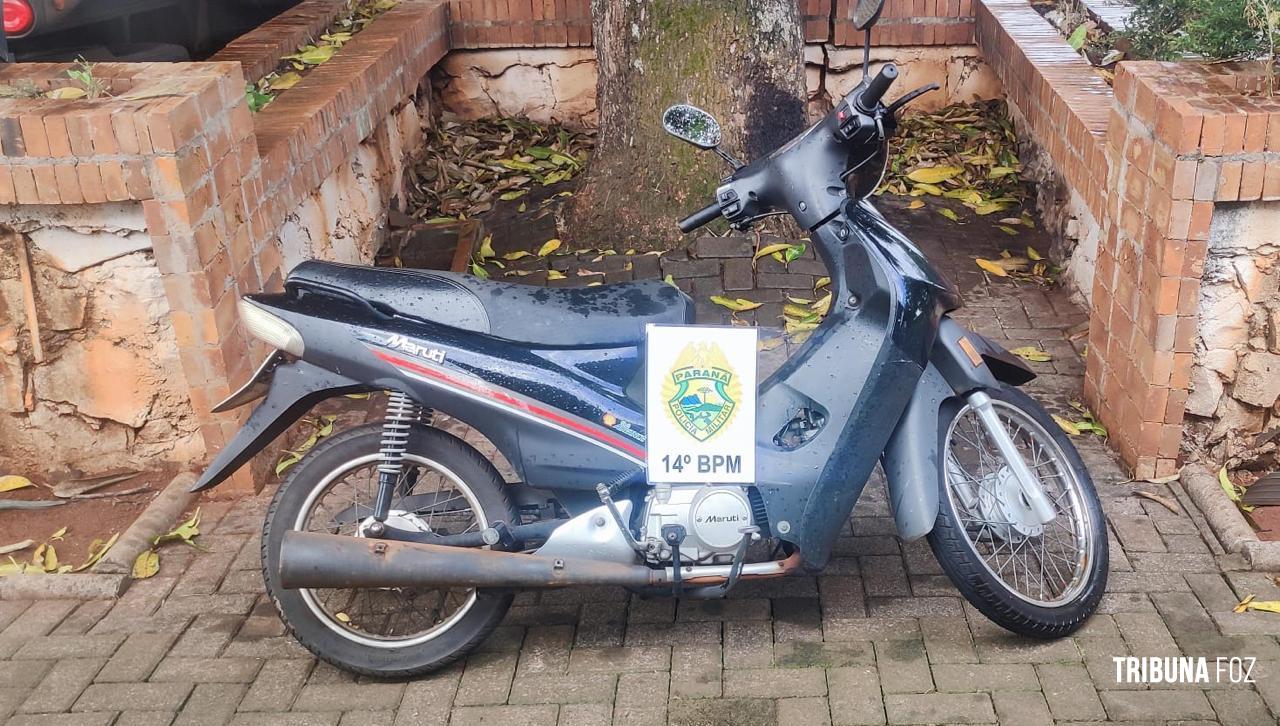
570, 0, 806, 251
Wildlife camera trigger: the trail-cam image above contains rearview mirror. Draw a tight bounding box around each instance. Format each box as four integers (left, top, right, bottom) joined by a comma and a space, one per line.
662, 104, 723, 149
852, 0, 885, 30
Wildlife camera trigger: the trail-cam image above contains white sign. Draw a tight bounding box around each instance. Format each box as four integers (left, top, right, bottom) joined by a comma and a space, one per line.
645, 325, 757, 483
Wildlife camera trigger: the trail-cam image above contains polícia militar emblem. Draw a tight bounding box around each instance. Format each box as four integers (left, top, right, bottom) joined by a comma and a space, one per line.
662, 342, 741, 442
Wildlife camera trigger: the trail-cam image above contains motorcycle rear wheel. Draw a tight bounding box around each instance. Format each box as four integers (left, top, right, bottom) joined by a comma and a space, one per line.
927, 384, 1108, 638
262, 423, 516, 677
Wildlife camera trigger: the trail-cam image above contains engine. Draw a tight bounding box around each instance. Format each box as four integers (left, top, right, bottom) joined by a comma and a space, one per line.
640, 484, 754, 564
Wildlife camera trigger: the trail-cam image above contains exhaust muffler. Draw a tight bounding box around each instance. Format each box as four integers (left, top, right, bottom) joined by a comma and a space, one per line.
277, 530, 665, 590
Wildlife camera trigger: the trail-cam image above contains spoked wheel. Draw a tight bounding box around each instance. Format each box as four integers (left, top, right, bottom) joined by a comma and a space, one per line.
263, 424, 515, 677
928, 385, 1107, 638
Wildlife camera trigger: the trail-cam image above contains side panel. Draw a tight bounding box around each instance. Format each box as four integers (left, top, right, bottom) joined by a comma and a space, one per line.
191, 360, 366, 491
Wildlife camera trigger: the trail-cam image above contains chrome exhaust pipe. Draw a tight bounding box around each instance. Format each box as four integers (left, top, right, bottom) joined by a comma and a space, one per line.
277, 530, 664, 590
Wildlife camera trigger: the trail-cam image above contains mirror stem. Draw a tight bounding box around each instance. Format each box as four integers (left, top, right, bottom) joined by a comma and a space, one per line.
713, 147, 743, 171
862, 30, 871, 81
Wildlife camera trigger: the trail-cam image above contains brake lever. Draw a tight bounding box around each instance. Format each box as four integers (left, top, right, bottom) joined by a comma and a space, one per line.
885, 83, 940, 116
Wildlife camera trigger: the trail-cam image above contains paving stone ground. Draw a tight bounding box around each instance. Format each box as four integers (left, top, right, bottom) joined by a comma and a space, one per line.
5, 198, 1280, 725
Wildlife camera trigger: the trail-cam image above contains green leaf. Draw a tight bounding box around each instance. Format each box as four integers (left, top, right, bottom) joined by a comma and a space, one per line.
537, 239, 562, 257
753, 243, 793, 261
709, 296, 762, 312
938, 208, 961, 223
469, 260, 490, 279
783, 243, 806, 264
498, 190, 527, 201
1067, 23, 1089, 51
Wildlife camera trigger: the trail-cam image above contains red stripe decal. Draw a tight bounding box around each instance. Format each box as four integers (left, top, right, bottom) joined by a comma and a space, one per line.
373, 349, 647, 460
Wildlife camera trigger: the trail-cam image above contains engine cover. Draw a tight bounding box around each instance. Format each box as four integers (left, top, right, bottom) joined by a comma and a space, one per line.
641, 484, 753, 564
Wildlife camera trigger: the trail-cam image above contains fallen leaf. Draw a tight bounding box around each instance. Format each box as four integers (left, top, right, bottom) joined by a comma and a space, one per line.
0, 540, 34, 555
753, 243, 793, 262
710, 296, 762, 312
476, 235, 495, 260
1135, 490, 1181, 514
1009, 346, 1051, 362
46, 86, 88, 100
1052, 415, 1080, 436
469, 261, 489, 279
0, 475, 34, 493
132, 550, 160, 579
74, 532, 119, 572
546, 269, 566, 280
335, 612, 351, 623
908, 199, 926, 209
1236, 596, 1280, 614
268, 72, 303, 91
537, 239, 562, 257
975, 258, 1008, 277
815, 277, 830, 289
503, 251, 532, 260
1066, 22, 1089, 51
907, 165, 964, 184
1220, 466, 1255, 512
1027, 246, 1043, 261
938, 208, 961, 222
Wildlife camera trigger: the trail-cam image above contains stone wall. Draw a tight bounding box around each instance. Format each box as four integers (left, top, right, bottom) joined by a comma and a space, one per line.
433, 44, 1001, 129
0, 207, 202, 471
1185, 203, 1280, 468
0, 2, 447, 490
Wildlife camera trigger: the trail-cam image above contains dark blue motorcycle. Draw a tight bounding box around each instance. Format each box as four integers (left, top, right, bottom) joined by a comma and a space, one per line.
194, 0, 1108, 677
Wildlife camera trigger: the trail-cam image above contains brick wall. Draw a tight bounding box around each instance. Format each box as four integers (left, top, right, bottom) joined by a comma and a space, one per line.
974, 0, 1280, 478
446, 0, 975, 49
0, 0, 449, 490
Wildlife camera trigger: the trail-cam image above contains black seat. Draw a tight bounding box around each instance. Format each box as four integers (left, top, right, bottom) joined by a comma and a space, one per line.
286, 260, 694, 347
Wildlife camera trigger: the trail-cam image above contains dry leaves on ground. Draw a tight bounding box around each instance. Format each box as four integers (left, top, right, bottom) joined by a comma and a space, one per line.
406, 118, 592, 222
879, 101, 1035, 225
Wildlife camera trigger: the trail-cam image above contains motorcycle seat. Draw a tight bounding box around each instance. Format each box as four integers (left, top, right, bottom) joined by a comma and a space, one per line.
286, 260, 694, 347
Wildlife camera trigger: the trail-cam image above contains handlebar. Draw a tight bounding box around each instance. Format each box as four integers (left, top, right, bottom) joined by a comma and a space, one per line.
678, 201, 723, 233
855, 63, 898, 113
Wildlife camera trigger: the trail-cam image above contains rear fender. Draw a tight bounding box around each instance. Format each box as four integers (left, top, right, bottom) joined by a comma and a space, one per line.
879, 316, 1036, 540
190, 359, 366, 492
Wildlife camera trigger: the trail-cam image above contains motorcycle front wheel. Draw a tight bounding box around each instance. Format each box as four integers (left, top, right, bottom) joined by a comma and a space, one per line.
927, 384, 1108, 638
262, 423, 516, 678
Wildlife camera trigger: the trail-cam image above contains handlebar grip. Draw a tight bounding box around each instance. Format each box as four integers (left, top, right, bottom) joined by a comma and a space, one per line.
678, 201, 722, 233
856, 63, 899, 112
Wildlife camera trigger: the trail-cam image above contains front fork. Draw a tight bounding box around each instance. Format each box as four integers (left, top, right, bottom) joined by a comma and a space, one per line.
962, 390, 1056, 526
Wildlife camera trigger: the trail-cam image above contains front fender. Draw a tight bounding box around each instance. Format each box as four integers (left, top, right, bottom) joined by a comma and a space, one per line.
190, 359, 366, 492
879, 317, 1035, 540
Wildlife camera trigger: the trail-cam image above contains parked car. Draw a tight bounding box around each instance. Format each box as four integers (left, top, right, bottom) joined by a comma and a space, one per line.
4, 0, 299, 62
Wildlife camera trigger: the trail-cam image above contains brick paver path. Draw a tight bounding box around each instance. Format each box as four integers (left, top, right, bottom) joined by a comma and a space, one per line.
4, 200, 1279, 725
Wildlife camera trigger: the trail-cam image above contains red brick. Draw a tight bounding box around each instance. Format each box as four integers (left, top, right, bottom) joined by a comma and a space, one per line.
11, 166, 38, 204
99, 162, 130, 202
1216, 161, 1242, 201
33, 165, 60, 205
43, 114, 72, 157
53, 164, 83, 204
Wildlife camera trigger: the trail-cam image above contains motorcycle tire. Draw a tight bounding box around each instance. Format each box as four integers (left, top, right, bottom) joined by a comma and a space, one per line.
928, 384, 1108, 639
262, 423, 516, 678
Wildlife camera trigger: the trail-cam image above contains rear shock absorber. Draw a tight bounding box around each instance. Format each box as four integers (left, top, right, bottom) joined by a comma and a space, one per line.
367, 390, 425, 535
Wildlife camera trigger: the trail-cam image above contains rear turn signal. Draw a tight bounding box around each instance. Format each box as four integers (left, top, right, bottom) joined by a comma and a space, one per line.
3, 0, 34, 36
239, 298, 305, 357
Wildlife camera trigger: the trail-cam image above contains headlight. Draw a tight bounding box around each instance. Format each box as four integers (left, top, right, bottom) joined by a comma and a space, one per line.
239, 299, 305, 357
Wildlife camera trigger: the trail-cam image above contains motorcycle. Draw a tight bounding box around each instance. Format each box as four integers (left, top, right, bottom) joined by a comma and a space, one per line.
193, 0, 1108, 678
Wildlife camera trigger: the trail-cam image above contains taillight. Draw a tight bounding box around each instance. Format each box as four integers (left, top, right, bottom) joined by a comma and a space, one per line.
3, 0, 34, 36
